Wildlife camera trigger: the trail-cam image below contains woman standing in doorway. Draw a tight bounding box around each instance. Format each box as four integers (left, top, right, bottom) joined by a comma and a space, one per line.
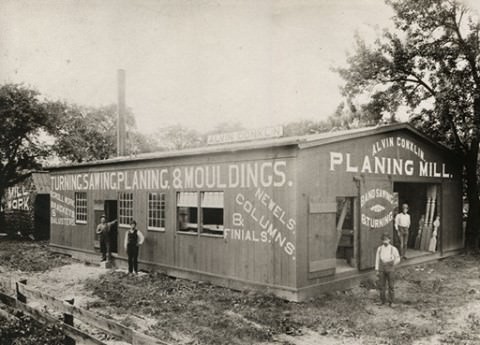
123, 220, 145, 275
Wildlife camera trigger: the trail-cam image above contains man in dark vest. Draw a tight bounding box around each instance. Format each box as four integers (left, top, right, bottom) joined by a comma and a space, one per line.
123, 219, 145, 274
96, 215, 117, 262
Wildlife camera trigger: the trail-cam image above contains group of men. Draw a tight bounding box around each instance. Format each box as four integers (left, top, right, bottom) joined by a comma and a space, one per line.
94, 203, 411, 301
96, 215, 145, 274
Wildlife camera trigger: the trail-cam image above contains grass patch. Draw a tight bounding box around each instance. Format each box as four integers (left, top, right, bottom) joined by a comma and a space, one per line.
0, 240, 72, 272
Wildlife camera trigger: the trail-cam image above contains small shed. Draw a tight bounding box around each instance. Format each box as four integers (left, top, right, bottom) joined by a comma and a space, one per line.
1, 172, 51, 239
48, 124, 463, 301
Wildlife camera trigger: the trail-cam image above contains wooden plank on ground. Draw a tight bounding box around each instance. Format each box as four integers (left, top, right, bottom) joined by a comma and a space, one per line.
0, 290, 105, 345
17, 282, 170, 345
17, 283, 133, 342
0, 291, 16, 307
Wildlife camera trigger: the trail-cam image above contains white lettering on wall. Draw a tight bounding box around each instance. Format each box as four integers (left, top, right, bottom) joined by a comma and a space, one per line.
329, 136, 453, 178
5, 185, 31, 210
224, 188, 296, 260
360, 188, 395, 229
50, 192, 75, 226
51, 161, 292, 191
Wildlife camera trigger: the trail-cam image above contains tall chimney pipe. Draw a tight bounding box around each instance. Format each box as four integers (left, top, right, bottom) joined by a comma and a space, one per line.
117, 69, 126, 157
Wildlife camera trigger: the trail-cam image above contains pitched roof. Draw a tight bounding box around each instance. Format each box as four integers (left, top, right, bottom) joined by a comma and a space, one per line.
47, 123, 453, 170
31, 172, 51, 193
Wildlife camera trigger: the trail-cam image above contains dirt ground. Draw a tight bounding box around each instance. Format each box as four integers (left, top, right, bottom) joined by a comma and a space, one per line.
1, 240, 480, 345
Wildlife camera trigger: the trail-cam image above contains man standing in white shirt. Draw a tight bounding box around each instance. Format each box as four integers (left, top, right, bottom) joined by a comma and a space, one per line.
395, 203, 411, 260
375, 232, 401, 306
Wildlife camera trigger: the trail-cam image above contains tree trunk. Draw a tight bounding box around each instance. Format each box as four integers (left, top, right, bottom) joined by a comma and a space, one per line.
465, 142, 480, 251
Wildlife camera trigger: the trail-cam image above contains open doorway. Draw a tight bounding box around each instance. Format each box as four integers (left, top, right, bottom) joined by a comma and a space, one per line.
34, 194, 50, 240
104, 200, 118, 253
393, 183, 441, 259
336, 197, 356, 273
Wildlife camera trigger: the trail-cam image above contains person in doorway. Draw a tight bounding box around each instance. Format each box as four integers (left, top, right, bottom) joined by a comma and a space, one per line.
96, 215, 117, 262
124, 220, 145, 275
375, 232, 401, 307
395, 203, 411, 260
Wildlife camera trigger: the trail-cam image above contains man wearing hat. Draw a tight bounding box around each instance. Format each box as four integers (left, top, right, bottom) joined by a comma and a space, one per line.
96, 215, 117, 262
375, 232, 401, 306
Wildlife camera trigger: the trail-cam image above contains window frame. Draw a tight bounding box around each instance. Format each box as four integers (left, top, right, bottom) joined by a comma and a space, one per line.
74, 192, 88, 224
147, 192, 166, 232
175, 191, 225, 238
200, 191, 224, 237
118, 192, 134, 228
176, 191, 199, 234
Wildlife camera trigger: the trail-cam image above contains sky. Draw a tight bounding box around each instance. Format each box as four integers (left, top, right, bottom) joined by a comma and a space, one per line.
1, 0, 479, 134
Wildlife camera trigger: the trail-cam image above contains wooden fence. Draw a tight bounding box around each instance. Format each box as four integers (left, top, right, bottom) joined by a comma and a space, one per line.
0, 277, 170, 345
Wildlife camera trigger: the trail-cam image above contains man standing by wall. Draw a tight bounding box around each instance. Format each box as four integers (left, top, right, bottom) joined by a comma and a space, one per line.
395, 203, 411, 260
96, 215, 117, 262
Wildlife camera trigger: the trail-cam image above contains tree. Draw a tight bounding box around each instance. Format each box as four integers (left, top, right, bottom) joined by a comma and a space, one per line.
53, 104, 158, 162
336, 0, 480, 249
283, 119, 332, 136
0, 84, 56, 201
154, 125, 203, 151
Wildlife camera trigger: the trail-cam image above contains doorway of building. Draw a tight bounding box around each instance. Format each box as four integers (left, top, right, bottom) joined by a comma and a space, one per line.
34, 194, 50, 240
393, 183, 440, 258
104, 200, 118, 253
335, 197, 357, 273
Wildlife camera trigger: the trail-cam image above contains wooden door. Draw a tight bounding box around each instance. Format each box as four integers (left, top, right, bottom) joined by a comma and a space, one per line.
359, 178, 394, 270
441, 180, 463, 252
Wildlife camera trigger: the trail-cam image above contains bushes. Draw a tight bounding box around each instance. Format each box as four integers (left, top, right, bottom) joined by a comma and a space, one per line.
3, 210, 34, 237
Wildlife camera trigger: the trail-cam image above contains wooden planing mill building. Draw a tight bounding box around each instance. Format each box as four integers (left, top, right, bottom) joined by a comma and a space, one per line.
48, 123, 463, 301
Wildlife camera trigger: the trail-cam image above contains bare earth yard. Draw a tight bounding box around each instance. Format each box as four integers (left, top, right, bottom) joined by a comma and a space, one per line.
1, 240, 480, 345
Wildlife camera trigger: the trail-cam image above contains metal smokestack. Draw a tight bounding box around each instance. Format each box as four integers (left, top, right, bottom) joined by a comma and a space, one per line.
117, 69, 126, 157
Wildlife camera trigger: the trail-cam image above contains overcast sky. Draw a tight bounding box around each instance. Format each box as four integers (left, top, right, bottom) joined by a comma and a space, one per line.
1, 0, 479, 134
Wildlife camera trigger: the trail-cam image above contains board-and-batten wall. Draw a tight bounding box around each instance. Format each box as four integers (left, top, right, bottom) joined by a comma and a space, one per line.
50, 148, 298, 289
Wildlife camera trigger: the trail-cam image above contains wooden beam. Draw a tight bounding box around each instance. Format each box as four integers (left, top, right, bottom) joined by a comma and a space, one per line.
0, 290, 105, 345
336, 199, 349, 247
17, 283, 133, 342
16, 282, 170, 345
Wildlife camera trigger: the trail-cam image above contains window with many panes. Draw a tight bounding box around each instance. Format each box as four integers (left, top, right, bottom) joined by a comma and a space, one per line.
177, 192, 198, 233
148, 192, 166, 230
119, 192, 133, 226
75, 192, 87, 224
176, 191, 224, 236
201, 192, 224, 235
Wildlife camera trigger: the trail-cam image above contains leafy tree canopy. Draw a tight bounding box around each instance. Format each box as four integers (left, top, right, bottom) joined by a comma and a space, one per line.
0, 84, 57, 198
52, 103, 160, 162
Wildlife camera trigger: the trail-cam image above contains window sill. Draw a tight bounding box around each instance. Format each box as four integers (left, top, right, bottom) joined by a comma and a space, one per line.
119, 224, 131, 228
148, 227, 166, 233
75, 221, 87, 225
200, 233, 224, 238
177, 231, 198, 236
